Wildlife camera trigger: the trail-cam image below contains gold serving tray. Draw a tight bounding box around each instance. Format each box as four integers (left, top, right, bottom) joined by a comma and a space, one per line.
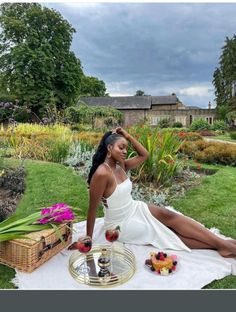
68, 244, 136, 288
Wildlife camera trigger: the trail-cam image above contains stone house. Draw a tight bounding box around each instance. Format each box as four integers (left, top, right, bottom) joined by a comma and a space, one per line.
80, 95, 216, 127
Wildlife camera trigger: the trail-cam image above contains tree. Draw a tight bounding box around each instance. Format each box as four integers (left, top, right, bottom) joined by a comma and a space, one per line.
0, 3, 84, 116
80, 75, 107, 97
135, 90, 145, 96
212, 35, 236, 119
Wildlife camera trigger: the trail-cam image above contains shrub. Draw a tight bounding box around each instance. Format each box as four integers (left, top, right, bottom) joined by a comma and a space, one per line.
158, 118, 171, 128
65, 106, 81, 123
172, 121, 183, 128
189, 118, 210, 131
181, 139, 236, 166
13, 106, 31, 122
197, 130, 216, 136
195, 143, 236, 166
0, 107, 11, 122
65, 103, 123, 127
212, 120, 228, 131
177, 131, 203, 141
229, 131, 236, 140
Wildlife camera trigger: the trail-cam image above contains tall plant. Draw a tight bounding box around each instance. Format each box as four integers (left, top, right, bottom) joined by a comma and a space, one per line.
128, 126, 183, 185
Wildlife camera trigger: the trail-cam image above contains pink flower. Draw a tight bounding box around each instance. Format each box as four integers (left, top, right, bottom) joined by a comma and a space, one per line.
38, 203, 75, 224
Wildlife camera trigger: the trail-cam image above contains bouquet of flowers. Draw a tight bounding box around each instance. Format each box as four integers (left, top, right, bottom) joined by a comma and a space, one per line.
0, 203, 81, 242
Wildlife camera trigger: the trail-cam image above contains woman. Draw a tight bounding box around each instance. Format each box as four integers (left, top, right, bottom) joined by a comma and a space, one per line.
70, 127, 236, 257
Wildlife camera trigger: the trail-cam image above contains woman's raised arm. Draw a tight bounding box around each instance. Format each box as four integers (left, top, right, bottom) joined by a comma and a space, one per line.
116, 127, 149, 171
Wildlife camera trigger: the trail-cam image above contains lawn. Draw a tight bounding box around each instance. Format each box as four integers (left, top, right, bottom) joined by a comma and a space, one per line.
170, 163, 236, 289
0, 159, 236, 289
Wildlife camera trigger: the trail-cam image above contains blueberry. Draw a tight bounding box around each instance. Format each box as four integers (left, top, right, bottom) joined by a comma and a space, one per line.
173, 261, 177, 265
150, 266, 155, 271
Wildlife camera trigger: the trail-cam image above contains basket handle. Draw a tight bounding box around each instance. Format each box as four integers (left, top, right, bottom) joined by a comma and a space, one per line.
38, 230, 71, 260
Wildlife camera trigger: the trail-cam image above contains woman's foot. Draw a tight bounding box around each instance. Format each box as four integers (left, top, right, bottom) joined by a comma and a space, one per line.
218, 240, 236, 258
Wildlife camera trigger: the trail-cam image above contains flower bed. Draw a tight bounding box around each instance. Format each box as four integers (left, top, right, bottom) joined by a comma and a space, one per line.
0, 163, 25, 221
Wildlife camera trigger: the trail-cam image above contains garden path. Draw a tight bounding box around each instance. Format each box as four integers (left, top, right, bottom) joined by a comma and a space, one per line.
204, 138, 236, 145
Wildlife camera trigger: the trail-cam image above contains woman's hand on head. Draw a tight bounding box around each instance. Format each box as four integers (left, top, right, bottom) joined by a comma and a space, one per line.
114, 127, 130, 140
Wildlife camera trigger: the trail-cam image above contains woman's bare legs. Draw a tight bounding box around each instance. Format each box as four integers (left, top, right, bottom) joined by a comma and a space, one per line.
148, 204, 236, 257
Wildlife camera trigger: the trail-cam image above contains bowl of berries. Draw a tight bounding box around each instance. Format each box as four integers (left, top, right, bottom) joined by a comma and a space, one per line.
145, 251, 178, 276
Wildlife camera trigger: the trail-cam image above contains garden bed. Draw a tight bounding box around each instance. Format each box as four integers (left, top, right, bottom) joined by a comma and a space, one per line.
186, 166, 218, 176
0, 164, 25, 221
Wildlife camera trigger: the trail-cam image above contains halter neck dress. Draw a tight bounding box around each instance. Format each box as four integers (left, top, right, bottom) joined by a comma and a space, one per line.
103, 163, 191, 252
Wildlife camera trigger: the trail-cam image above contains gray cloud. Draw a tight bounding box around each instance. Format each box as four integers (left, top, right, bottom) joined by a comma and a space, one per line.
45, 3, 236, 108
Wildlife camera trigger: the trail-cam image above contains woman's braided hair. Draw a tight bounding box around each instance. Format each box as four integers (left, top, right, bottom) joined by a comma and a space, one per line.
87, 131, 124, 184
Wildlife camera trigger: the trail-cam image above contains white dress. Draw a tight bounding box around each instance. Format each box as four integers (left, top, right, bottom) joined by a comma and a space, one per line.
103, 165, 191, 252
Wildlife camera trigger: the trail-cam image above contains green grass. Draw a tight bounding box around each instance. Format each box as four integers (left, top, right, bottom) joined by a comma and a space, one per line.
170, 162, 236, 289
0, 158, 90, 289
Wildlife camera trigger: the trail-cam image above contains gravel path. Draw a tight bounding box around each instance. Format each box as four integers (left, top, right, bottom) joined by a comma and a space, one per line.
204, 137, 236, 145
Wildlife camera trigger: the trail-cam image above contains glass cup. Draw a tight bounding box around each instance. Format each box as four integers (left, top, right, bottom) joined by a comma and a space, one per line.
105, 227, 120, 272
76, 235, 92, 276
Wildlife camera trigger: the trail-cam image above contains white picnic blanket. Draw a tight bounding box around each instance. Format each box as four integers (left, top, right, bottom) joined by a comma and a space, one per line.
12, 217, 236, 290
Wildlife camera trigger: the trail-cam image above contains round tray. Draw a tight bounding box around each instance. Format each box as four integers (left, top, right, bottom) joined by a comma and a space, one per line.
68, 244, 136, 288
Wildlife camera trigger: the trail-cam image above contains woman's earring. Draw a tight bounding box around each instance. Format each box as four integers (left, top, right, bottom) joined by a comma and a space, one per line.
107, 150, 111, 158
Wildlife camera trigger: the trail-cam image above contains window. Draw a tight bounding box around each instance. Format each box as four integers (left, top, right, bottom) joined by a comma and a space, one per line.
190, 115, 192, 125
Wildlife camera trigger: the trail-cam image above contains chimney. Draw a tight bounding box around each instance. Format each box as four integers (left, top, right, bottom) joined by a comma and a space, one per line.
208, 101, 211, 110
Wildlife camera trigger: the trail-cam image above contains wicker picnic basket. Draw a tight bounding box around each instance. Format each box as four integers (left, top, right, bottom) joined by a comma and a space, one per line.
0, 222, 72, 273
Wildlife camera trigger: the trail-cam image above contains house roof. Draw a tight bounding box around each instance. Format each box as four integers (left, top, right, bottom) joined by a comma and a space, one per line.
80, 96, 151, 109
151, 95, 178, 105
80, 95, 178, 110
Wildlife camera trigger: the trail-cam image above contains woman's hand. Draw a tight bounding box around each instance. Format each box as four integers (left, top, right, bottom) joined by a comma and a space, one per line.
114, 127, 130, 140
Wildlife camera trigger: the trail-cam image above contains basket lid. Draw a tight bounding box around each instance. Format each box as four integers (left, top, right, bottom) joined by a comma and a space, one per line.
10, 224, 66, 246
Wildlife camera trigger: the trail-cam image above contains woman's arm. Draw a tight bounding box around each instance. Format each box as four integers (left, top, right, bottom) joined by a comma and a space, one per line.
86, 171, 108, 238
116, 127, 149, 171
68, 170, 108, 250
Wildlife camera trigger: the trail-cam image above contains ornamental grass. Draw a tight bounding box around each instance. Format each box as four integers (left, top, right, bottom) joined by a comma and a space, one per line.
128, 126, 184, 186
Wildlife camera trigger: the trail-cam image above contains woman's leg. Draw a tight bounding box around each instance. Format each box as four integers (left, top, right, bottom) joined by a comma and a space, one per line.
148, 204, 236, 257
176, 234, 216, 249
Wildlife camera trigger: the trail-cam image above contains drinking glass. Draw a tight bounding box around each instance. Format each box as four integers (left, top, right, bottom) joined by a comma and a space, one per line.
76, 235, 92, 276
105, 227, 120, 271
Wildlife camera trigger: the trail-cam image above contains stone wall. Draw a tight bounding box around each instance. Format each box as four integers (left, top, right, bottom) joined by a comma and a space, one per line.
122, 108, 216, 127
120, 109, 147, 126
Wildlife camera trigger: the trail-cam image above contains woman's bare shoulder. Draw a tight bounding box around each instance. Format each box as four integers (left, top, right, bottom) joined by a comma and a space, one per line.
93, 163, 110, 179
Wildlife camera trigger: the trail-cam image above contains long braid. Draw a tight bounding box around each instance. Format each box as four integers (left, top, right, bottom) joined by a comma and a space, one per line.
87, 131, 123, 185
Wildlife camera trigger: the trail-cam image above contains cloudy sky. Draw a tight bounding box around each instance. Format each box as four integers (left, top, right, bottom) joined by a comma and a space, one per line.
44, 2, 236, 108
